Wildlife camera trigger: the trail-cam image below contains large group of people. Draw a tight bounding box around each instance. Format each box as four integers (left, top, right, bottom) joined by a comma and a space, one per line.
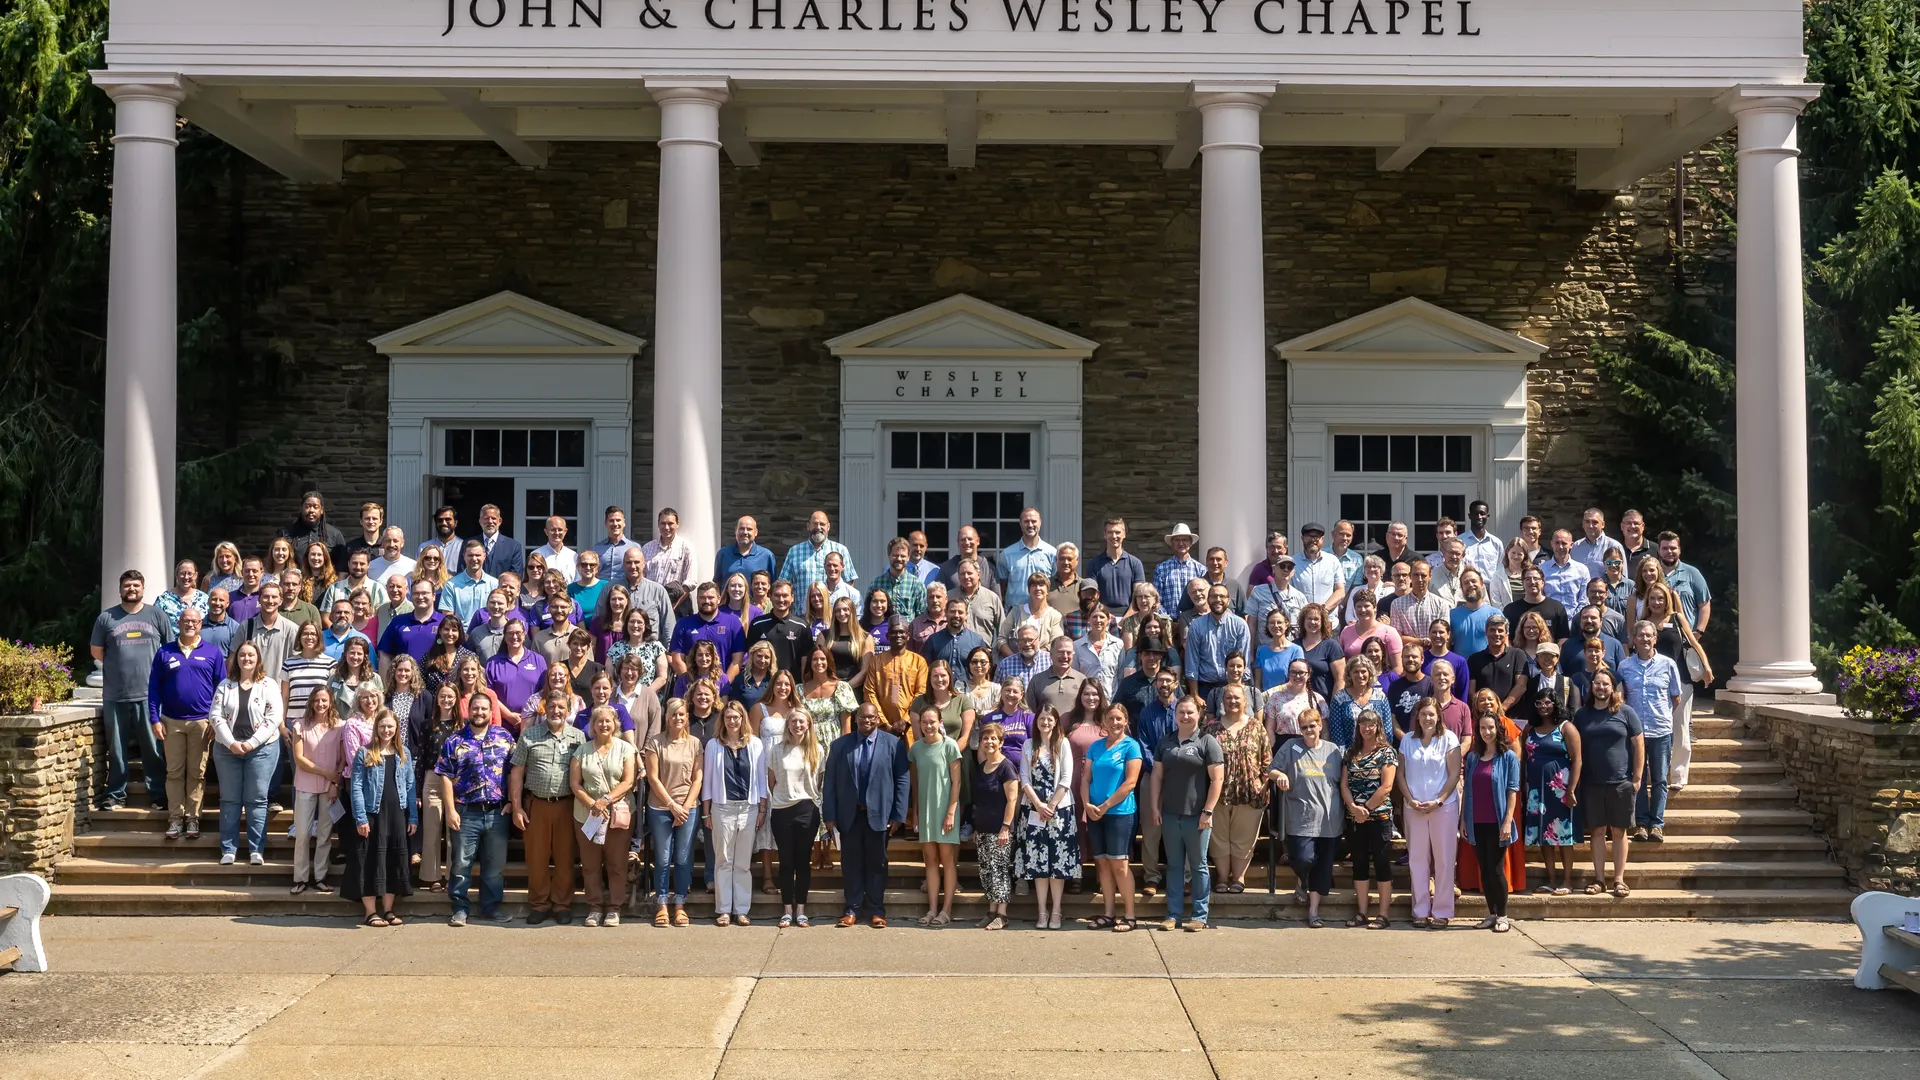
93, 491, 1714, 931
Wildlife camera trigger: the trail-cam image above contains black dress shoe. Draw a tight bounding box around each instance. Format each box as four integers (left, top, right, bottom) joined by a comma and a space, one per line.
526, 909, 550, 926
553, 910, 573, 925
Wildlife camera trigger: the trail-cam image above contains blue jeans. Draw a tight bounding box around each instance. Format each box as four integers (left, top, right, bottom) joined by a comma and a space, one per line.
1636, 733, 1674, 829
649, 804, 701, 905
102, 700, 166, 809
211, 740, 278, 856
451, 803, 510, 915
1161, 813, 1212, 924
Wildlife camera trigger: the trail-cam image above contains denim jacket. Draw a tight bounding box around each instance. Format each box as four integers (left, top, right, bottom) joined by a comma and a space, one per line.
1457, 749, 1520, 847
349, 747, 420, 828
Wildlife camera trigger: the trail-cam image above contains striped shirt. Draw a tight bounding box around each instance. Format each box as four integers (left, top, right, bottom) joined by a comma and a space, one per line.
283, 654, 335, 724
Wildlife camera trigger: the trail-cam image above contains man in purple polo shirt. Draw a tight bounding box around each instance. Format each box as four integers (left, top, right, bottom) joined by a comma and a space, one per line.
668, 581, 748, 681
378, 579, 446, 673
148, 607, 225, 841
484, 620, 548, 715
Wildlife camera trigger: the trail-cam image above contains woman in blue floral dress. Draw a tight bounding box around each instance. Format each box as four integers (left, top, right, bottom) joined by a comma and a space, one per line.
1522, 686, 1583, 895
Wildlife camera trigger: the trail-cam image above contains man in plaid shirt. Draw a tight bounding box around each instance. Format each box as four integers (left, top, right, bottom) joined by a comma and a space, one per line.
868, 536, 930, 620
995, 624, 1046, 687
1153, 523, 1206, 617
777, 510, 858, 598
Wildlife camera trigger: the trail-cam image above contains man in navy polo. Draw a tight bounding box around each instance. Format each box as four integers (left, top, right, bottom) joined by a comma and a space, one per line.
923, 598, 990, 691
669, 581, 748, 682
378, 578, 446, 673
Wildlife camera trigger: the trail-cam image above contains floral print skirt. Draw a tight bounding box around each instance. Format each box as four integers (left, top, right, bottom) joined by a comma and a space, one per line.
1524, 728, 1576, 846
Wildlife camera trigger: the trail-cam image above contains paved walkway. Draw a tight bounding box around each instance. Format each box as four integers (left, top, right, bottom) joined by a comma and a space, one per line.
3, 917, 1914, 1079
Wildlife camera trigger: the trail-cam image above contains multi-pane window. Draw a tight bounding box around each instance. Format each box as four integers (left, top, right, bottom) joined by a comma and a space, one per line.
1332, 433, 1473, 474
896, 491, 954, 563
1338, 493, 1395, 556
525, 488, 580, 546
1413, 494, 1469, 551
444, 427, 587, 470
889, 430, 1033, 471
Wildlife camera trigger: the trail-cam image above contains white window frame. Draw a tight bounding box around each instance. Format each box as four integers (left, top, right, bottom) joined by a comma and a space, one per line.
1277, 297, 1541, 543
370, 291, 642, 546
829, 295, 1095, 580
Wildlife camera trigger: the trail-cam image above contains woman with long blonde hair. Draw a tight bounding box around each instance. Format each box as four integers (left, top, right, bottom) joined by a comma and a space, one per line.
345, 708, 416, 926
645, 697, 704, 927
205, 541, 244, 593
702, 699, 767, 925
821, 596, 874, 689
765, 709, 824, 926
410, 546, 451, 592
752, 667, 806, 893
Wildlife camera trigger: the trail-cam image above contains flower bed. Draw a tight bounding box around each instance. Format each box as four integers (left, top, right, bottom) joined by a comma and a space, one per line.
0, 639, 75, 715
1836, 645, 1920, 725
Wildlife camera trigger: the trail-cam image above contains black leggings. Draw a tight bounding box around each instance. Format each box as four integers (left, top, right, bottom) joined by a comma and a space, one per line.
1473, 823, 1509, 916
771, 801, 820, 905
1348, 818, 1393, 882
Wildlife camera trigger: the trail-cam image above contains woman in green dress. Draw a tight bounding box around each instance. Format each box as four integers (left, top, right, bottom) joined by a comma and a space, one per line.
907, 706, 962, 926
910, 659, 977, 834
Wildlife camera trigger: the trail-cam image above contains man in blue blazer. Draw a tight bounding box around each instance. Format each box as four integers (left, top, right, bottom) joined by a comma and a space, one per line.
823, 702, 911, 927
474, 503, 526, 580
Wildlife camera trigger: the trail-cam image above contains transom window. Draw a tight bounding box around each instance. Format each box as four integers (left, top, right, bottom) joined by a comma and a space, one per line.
444, 427, 587, 470
890, 430, 1033, 471
1333, 433, 1473, 474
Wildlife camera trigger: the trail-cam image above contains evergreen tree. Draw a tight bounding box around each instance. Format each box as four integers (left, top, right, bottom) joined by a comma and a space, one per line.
1596, 0, 1920, 678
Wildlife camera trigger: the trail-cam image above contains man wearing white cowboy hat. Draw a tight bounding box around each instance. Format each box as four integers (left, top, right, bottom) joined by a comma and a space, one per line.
1152, 523, 1206, 618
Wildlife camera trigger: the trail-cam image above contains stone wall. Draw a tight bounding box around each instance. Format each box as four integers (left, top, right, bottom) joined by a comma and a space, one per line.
0, 705, 98, 876
1741, 701, 1920, 895
185, 139, 1688, 553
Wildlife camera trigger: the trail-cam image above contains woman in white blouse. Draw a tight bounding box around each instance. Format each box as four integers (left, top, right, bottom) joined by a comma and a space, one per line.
1072, 606, 1124, 697
1397, 696, 1464, 929
210, 641, 285, 866
765, 709, 824, 927
752, 669, 807, 895
702, 700, 769, 926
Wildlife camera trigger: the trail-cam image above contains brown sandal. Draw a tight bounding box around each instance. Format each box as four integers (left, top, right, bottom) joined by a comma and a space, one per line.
654, 906, 670, 927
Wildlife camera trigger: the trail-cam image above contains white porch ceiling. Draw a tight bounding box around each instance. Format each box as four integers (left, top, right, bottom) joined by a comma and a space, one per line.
178, 81, 1729, 189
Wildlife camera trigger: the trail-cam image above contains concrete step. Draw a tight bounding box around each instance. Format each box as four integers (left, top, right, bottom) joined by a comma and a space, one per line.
46, 882, 1855, 920
1664, 784, 1799, 808
1686, 738, 1774, 761
1657, 807, 1820, 835
49, 853, 1845, 893
1680, 760, 1784, 781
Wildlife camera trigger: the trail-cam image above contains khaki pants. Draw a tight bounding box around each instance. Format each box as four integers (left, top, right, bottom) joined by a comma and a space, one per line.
1207, 802, 1265, 884
162, 717, 212, 825
291, 789, 335, 884
525, 796, 577, 912
580, 823, 633, 913
418, 783, 449, 883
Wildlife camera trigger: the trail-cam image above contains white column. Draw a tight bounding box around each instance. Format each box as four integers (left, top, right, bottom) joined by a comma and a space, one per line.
95, 74, 185, 609
1722, 85, 1823, 695
1194, 84, 1274, 580
647, 78, 728, 577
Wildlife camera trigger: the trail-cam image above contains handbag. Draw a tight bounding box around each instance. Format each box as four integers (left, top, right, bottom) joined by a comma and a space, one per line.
608, 798, 632, 831
1682, 645, 1707, 683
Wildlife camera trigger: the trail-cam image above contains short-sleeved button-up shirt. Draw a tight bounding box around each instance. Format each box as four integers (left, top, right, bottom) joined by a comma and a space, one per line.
1152, 556, 1206, 617
998, 539, 1058, 593
778, 538, 859, 595
510, 722, 586, 800
435, 724, 516, 805
870, 568, 930, 620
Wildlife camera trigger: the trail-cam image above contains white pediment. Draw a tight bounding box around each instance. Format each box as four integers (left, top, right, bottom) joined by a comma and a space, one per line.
826, 294, 1098, 359
370, 291, 644, 355
1275, 297, 1545, 362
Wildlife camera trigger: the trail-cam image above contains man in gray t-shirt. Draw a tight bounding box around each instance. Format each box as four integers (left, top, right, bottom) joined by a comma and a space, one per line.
89, 569, 173, 811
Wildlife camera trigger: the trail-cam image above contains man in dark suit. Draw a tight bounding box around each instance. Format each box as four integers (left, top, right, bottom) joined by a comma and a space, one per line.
475, 503, 526, 580
822, 702, 911, 927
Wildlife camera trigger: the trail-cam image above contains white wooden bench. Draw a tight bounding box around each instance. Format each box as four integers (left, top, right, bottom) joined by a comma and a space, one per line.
1852, 890, 1920, 991
0, 873, 50, 972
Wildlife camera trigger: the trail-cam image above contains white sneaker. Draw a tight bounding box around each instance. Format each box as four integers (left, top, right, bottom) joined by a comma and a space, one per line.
248, 852, 265, 866
582, 911, 602, 927
603, 911, 620, 927
218, 852, 236, 865
1493, 916, 1512, 933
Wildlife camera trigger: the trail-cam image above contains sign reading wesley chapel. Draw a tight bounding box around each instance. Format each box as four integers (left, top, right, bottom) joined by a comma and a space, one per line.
441, 0, 1484, 37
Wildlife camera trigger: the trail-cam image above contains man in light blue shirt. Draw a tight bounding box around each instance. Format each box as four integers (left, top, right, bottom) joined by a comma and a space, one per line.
591, 507, 643, 587
1539, 529, 1593, 614
438, 540, 499, 625
1620, 620, 1684, 839
320, 599, 371, 660
904, 531, 942, 585
714, 515, 778, 585
1569, 507, 1626, 581
1657, 532, 1713, 635
1330, 520, 1366, 589
1184, 583, 1251, 699
1291, 524, 1347, 626
996, 506, 1057, 596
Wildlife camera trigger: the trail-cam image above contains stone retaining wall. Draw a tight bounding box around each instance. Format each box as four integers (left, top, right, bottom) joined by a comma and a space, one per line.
0, 704, 99, 876
1736, 699, 1920, 896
